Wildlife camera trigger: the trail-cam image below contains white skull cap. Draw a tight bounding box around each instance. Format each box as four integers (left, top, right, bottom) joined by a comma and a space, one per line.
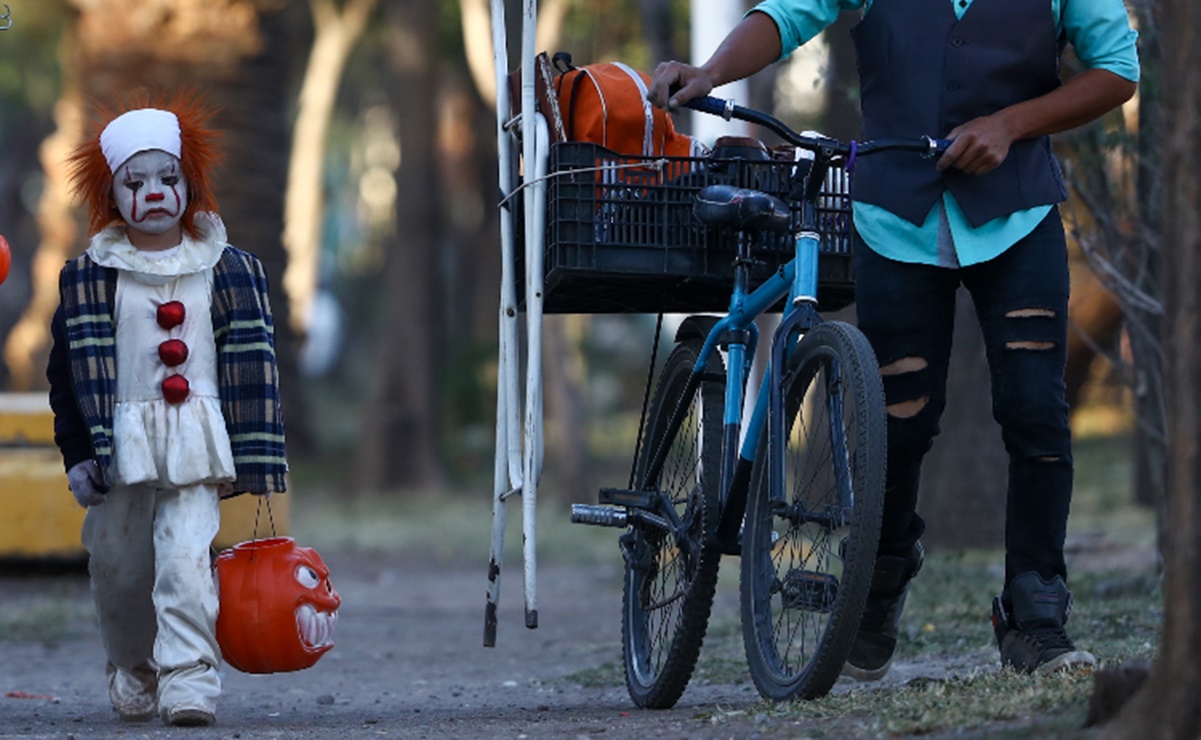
99, 108, 181, 173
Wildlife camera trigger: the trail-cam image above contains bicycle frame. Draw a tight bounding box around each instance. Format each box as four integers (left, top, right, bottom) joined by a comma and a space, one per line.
635, 97, 946, 543
565, 94, 945, 704
637, 182, 834, 549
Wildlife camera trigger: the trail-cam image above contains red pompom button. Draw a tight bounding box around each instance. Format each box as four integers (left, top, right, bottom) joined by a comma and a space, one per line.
158, 338, 189, 367
162, 374, 190, 404
157, 301, 186, 330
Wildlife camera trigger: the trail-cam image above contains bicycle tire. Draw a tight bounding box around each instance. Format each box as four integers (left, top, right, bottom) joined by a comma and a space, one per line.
740, 320, 886, 701
621, 336, 725, 709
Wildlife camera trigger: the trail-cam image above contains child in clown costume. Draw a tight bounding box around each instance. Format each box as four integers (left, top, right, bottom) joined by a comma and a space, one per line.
46, 93, 287, 727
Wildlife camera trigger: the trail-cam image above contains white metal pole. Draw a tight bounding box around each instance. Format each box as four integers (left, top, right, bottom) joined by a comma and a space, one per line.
485, 0, 516, 648
519, 0, 541, 630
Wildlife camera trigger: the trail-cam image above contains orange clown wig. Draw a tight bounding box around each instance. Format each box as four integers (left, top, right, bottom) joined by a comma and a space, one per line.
67, 89, 223, 239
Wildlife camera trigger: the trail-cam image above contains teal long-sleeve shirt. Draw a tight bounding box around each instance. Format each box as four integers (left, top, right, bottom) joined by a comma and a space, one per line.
750, 0, 1140, 267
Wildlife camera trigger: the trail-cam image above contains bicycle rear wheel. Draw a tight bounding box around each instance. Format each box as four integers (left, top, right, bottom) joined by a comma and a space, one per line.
622, 337, 725, 709
740, 320, 885, 700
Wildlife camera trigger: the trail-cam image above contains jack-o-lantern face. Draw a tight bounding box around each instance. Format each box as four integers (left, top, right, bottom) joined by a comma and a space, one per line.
214, 537, 341, 674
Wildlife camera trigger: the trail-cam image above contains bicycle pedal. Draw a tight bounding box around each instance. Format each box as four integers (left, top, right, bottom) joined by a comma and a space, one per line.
780, 569, 839, 613
599, 488, 653, 508
571, 504, 628, 528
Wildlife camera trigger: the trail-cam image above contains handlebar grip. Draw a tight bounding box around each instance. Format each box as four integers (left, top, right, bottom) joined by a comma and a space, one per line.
683, 96, 732, 118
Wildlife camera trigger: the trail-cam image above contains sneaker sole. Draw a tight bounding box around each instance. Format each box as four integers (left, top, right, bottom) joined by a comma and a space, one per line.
164, 708, 215, 727
1034, 649, 1097, 676
840, 658, 893, 682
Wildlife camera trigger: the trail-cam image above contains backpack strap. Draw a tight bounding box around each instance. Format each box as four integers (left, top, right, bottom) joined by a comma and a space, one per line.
611, 62, 655, 157
578, 67, 610, 148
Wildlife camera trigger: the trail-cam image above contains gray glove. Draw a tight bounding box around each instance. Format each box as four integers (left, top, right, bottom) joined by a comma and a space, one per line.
67, 460, 109, 508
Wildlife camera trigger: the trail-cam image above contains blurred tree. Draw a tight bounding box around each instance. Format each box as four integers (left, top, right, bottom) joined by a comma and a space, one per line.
1102, 0, 1200, 734
283, 0, 380, 337
1, 58, 82, 395
637, 0, 677, 66
5, 0, 315, 452
0, 2, 70, 390
353, 0, 441, 491
1063, 0, 1164, 509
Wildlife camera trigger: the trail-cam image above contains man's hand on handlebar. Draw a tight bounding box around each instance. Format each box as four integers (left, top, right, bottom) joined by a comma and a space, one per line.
937, 113, 1015, 175
648, 61, 715, 112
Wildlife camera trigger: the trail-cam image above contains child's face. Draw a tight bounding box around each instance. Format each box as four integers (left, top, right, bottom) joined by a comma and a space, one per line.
111, 149, 189, 241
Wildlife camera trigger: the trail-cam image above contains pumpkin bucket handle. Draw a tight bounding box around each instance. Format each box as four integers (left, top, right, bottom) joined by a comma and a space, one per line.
250, 495, 278, 553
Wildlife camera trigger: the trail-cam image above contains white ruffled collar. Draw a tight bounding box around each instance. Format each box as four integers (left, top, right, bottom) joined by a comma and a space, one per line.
87, 212, 227, 280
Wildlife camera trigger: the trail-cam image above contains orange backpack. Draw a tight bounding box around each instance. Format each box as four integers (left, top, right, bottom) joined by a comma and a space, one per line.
551, 52, 698, 159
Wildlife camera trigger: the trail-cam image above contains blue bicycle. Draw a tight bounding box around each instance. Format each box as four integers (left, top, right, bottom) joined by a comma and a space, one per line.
567, 97, 946, 707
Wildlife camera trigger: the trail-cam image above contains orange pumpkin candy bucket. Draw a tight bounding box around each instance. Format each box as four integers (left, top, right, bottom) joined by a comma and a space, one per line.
214, 536, 341, 674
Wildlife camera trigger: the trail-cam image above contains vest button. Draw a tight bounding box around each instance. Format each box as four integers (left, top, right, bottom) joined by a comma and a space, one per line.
947, 82, 962, 92
951, 37, 966, 48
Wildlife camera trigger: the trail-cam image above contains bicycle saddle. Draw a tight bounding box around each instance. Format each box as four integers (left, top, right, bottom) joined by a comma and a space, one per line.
693, 184, 791, 234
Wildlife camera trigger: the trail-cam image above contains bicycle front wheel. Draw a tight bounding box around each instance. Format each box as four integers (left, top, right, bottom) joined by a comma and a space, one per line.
622, 337, 725, 709
740, 320, 886, 700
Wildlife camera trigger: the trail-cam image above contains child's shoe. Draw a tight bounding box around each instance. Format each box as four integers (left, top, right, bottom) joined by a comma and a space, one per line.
107, 662, 157, 723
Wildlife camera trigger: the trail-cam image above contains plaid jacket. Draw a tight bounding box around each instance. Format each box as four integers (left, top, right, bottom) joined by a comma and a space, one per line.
47, 246, 288, 495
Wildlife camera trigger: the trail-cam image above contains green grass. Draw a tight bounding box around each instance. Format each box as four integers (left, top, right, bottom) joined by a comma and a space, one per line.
289, 486, 620, 566
730, 668, 1099, 738
555, 433, 1162, 737
0, 592, 84, 644
562, 549, 1161, 737
283, 431, 1158, 737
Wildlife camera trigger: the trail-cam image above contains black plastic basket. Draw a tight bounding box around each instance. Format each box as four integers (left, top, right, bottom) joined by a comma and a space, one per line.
518, 141, 855, 314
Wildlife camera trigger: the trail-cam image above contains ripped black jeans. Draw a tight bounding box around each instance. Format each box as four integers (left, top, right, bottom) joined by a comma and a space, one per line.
854, 207, 1072, 585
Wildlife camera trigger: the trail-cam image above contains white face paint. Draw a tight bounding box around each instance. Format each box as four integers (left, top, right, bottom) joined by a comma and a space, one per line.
112, 149, 188, 242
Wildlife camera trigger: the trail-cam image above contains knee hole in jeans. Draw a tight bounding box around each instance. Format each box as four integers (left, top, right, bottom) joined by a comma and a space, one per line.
1005, 308, 1057, 319
1004, 308, 1057, 351
880, 356, 927, 376
880, 356, 929, 419
1005, 340, 1056, 351
887, 396, 929, 419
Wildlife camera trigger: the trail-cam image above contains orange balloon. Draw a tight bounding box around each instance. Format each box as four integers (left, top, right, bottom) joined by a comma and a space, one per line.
214, 537, 341, 674
0, 234, 10, 285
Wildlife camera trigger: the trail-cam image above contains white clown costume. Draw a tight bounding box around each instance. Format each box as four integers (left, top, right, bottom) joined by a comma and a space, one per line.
48, 98, 287, 728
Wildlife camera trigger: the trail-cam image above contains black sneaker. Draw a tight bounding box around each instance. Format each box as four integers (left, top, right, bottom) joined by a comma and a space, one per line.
993, 571, 1097, 675
841, 541, 924, 681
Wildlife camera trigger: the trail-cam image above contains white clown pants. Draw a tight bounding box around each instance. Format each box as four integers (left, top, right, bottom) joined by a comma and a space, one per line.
81, 482, 221, 715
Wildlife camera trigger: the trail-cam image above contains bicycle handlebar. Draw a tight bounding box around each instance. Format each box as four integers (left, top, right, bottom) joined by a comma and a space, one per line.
684, 95, 951, 161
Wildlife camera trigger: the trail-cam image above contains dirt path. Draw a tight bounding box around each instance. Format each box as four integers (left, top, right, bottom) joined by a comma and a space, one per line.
1, 548, 1000, 739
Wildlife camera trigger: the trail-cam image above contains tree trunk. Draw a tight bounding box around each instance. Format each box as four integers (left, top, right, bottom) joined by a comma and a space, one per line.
637, 0, 677, 67
458, 0, 499, 106
283, 0, 380, 336
205, 5, 316, 456
917, 288, 1007, 550
453, 0, 506, 346
1102, 0, 1201, 734
1128, 0, 1165, 510
543, 314, 591, 500
353, 0, 441, 492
